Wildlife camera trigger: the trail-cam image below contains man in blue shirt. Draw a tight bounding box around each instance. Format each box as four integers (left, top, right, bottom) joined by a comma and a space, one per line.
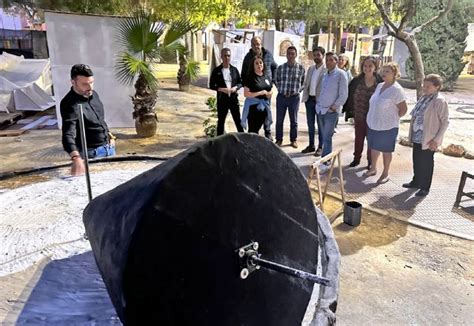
316, 52, 348, 158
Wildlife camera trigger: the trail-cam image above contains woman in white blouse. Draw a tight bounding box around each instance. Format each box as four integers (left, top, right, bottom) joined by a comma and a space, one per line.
365, 62, 407, 183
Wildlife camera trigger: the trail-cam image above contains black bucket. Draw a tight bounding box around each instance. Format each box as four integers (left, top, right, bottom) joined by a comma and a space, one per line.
343, 201, 362, 227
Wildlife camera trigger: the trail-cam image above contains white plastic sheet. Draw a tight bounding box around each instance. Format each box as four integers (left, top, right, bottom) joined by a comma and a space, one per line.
0, 52, 54, 112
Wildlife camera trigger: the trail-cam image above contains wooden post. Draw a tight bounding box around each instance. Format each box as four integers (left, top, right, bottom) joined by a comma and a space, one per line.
316, 165, 323, 210
337, 152, 346, 204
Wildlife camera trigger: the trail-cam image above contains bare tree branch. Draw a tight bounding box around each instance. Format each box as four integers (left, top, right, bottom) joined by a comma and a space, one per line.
398, 0, 416, 31
373, 0, 398, 34
411, 0, 454, 34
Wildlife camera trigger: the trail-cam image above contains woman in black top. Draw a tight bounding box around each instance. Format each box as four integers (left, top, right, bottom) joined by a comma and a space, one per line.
243, 56, 273, 134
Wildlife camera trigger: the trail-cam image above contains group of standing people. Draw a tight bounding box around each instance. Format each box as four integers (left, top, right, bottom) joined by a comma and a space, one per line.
210, 37, 349, 159
209, 37, 449, 197
343, 57, 449, 196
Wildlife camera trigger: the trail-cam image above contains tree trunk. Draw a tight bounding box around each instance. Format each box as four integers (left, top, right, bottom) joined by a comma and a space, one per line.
402, 34, 424, 99
327, 19, 333, 52
352, 29, 359, 73
336, 21, 344, 53
274, 0, 281, 31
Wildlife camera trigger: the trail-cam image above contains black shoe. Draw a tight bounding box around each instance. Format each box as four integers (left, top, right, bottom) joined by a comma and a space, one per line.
349, 160, 360, 168
265, 133, 274, 142
415, 189, 429, 197
314, 148, 322, 157
402, 182, 419, 189
275, 140, 282, 147
301, 146, 315, 154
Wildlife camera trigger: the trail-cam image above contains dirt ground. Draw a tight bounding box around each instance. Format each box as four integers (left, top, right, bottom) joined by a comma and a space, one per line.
317, 196, 474, 324
0, 75, 473, 324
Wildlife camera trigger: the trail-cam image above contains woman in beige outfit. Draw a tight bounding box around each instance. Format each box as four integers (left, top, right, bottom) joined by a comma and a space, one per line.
402, 74, 449, 196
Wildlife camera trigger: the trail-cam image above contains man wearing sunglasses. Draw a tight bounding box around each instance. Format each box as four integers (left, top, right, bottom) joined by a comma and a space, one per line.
209, 48, 244, 135
60, 64, 116, 176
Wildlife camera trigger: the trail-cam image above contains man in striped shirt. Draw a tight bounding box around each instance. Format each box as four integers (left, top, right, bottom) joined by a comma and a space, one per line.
275, 46, 305, 148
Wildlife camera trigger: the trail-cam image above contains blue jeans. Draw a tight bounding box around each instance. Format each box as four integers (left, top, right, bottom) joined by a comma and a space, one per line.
87, 144, 116, 158
276, 93, 300, 142
305, 97, 322, 148
317, 111, 338, 157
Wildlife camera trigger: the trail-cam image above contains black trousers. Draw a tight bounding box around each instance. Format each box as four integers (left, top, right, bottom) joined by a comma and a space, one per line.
412, 142, 435, 191
248, 106, 267, 134
217, 96, 244, 136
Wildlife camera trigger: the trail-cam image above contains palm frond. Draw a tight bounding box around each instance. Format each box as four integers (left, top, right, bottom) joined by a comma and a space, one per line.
159, 42, 186, 61
115, 52, 158, 89
185, 60, 201, 82
116, 9, 165, 59
162, 19, 195, 47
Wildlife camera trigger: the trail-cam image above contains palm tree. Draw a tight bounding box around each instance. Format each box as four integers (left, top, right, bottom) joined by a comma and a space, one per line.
115, 9, 194, 137
177, 52, 201, 91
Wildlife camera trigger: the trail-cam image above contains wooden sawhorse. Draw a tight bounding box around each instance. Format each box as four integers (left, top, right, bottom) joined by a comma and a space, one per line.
307, 149, 345, 222
454, 171, 474, 207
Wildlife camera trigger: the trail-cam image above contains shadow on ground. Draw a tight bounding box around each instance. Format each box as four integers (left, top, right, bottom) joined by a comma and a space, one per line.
5, 252, 119, 325
333, 212, 408, 256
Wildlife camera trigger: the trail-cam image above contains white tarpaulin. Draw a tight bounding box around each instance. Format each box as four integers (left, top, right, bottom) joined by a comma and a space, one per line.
0, 52, 54, 112
45, 11, 136, 128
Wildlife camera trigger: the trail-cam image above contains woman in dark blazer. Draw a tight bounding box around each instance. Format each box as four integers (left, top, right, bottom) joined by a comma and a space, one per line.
343, 56, 383, 169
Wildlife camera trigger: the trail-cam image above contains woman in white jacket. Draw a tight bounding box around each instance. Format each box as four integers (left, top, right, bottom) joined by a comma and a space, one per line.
402, 74, 449, 196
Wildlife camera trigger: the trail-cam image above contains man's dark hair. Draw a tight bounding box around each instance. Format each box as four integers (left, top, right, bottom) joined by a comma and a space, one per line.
325, 52, 338, 61
287, 46, 297, 55
71, 64, 94, 79
313, 46, 325, 55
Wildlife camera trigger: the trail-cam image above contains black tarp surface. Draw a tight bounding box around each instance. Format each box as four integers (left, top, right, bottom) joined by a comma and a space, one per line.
83, 133, 320, 325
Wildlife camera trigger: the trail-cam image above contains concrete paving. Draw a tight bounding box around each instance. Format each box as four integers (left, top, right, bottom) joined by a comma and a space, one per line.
285, 120, 474, 241
0, 81, 473, 240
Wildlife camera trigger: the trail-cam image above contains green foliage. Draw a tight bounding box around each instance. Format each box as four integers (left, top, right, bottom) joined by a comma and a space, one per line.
342, 0, 382, 28
1, 0, 132, 23
185, 60, 201, 81
115, 9, 194, 90
177, 58, 201, 86
203, 97, 218, 138
150, 0, 244, 27
242, 0, 330, 27
405, 0, 468, 90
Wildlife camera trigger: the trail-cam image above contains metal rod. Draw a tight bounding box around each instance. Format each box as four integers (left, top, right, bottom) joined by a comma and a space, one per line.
78, 104, 93, 202
250, 255, 330, 286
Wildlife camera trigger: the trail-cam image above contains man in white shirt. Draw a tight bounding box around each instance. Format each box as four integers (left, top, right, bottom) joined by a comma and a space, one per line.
209, 48, 244, 135
301, 47, 327, 155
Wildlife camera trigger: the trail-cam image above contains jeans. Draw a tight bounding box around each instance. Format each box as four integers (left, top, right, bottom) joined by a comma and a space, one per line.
317, 111, 338, 157
305, 97, 322, 148
276, 93, 299, 142
87, 144, 116, 159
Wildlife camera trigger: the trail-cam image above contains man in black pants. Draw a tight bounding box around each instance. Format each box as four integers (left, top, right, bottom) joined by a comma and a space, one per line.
209, 48, 244, 135
61, 64, 116, 176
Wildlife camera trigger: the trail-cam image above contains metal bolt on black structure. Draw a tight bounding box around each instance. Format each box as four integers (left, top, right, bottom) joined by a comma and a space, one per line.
237, 241, 330, 286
